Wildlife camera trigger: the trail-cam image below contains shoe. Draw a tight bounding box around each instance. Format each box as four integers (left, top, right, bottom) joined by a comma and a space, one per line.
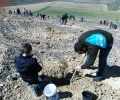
93, 76, 103, 82
37, 82, 44, 89
27, 85, 37, 97
25, 82, 29, 86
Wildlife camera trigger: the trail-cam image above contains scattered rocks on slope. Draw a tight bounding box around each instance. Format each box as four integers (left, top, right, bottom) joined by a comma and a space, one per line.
0, 13, 120, 100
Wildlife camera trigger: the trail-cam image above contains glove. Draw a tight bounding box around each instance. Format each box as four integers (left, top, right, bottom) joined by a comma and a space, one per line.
75, 65, 81, 70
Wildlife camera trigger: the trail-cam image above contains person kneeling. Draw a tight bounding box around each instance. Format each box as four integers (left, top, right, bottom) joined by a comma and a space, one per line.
15, 43, 44, 96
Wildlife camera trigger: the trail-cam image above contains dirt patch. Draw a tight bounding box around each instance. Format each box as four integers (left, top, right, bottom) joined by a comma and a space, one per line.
0, 13, 120, 100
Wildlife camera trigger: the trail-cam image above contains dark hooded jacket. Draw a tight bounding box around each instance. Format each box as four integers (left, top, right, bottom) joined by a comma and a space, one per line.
78, 29, 113, 69
62, 14, 68, 20
15, 54, 42, 84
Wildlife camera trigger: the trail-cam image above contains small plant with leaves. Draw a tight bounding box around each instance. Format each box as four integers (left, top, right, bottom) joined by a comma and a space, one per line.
59, 59, 68, 78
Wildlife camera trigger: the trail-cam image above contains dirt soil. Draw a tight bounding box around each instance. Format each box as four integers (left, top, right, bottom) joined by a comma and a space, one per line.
0, 2, 120, 100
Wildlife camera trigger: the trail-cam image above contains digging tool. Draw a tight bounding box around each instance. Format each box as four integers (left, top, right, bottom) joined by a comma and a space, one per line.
70, 54, 86, 83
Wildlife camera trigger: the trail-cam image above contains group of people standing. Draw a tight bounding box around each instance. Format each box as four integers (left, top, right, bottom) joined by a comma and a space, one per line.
8, 8, 33, 16
23, 8, 33, 16
36, 13, 47, 20
100, 19, 119, 29
109, 19, 119, 29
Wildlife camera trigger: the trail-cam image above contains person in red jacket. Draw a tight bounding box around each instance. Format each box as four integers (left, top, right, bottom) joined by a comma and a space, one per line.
74, 29, 113, 81
25, 9, 28, 15
110, 22, 113, 29
15, 43, 44, 96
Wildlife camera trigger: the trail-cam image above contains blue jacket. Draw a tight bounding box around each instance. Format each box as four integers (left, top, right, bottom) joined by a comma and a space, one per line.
15, 54, 42, 84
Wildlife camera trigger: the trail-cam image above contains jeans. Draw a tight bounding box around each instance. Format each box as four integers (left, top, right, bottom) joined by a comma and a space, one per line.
26, 77, 44, 96
62, 19, 67, 25
97, 40, 113, 76
48, 92, 59, 100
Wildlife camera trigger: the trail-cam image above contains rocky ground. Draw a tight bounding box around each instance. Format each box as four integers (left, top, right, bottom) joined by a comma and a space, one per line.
0, 13, 120, 100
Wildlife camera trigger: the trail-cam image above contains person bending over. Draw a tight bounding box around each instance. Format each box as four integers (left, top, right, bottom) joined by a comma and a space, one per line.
74, 29, 113, 81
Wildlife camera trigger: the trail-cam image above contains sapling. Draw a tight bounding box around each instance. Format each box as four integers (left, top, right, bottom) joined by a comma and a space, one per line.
59, 59, 68, 78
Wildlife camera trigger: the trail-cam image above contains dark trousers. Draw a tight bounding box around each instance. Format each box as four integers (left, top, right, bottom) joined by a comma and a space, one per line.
97, 39, 113, 76
62, 19, 67, 25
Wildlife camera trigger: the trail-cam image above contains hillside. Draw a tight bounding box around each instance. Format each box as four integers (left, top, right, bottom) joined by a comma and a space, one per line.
2, 1, 120, 21
4, 0, 120, 11
0, 12, 120, 100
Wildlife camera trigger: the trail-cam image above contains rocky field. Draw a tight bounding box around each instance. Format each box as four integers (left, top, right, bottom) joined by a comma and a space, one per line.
0, 13, 120, 100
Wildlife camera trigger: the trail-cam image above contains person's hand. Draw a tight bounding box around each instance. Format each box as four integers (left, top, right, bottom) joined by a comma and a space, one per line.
75, 65, 81, 70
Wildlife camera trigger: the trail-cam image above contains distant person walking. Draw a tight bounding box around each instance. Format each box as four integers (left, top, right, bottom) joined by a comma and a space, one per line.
59, 16, 62, 22
28, 10, 33, 16
36, 12, 39, 17
100, 21, 102, 24
106, 20, 109, 26
16, 8, 21, 14
80, 18, 84, 23
23, 8, 25, 15
42, 14, 46, 20
62, 13, 68, 25
103, 20, 106, 25
110, 22, 113, 29
113, 19, 119, 29
25, 9, 28, 15
8, 10, 12, 14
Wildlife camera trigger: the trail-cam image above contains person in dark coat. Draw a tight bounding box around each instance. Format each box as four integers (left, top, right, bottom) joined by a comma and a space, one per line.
74, 29, 113, 81
28, 10, 33, 16
8, 10, 12, 14
15, 43, 44, 96
16, 8, 21, 14
62, 13, 68, 25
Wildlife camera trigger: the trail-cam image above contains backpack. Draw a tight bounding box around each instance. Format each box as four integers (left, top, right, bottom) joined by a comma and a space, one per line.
85, 33, 107, 48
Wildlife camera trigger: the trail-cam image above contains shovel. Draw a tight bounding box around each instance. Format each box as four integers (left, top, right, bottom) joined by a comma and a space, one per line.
70, 54, 86, 83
